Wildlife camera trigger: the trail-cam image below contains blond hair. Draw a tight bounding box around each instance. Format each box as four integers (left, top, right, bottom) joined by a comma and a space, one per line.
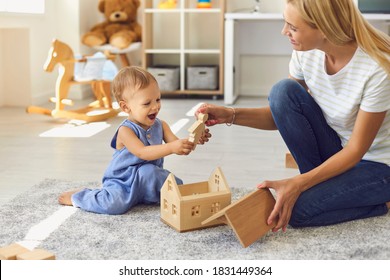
112, 66, 157, 103
287, 0, 390, 76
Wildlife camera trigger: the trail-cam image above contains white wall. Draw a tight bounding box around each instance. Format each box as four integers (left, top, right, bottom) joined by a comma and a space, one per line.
1, 29, 31, 105
0, 1, 56, 106
0, 0, 99, 107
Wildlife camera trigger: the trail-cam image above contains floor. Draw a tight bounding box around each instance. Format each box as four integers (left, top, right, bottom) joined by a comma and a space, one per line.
0, 95, 298, 206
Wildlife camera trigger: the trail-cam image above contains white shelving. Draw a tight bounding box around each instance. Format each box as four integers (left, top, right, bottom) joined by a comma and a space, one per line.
142, 0, 225, 96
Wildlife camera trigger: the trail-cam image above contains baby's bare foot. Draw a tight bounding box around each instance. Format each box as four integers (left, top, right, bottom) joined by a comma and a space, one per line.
58, 189, 81, 206
386, 201, 390, 210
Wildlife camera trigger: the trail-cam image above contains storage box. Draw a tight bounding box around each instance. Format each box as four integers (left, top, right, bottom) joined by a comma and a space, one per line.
148, 65, 180, 91
186, 65, 218, 90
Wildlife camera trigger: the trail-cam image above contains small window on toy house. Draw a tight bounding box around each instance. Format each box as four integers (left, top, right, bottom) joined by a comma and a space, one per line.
0, 0, 45, 14
168, 180, 173, 191
214, 174, 220, 191
211, 202, 220, 214
172, 204, 177, 215
191, 205, 201, 217
163, 199, 168, 211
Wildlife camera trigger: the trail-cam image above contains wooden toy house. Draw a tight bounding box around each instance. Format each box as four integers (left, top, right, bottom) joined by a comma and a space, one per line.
161, 167, 231, 232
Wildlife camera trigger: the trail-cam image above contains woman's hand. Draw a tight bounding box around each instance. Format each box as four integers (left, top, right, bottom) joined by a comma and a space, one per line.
196, 103, 234, 126
257, 177, 303, 232
197, 128, 212, 145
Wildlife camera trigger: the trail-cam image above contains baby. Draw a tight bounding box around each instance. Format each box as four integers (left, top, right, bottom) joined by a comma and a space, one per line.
58, 66, 211, 214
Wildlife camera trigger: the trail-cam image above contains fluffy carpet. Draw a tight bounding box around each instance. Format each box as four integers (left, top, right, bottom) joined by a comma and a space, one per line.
1, 179, 389, 260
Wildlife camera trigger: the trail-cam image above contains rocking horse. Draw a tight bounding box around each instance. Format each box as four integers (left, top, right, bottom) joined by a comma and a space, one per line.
27, 39, 119, 122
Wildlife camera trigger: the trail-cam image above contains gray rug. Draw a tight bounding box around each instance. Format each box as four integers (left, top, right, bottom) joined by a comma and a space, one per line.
1, 179, 389, 260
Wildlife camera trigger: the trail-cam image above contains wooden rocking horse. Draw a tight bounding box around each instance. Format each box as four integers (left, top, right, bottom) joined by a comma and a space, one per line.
27, 39, 119, 122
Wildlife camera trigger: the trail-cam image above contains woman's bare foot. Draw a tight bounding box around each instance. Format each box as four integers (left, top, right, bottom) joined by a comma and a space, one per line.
58, 189, 81, 206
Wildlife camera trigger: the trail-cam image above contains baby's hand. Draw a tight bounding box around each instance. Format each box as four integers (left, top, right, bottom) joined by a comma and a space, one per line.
171, 139, 194, 155
198, 128, 211, 145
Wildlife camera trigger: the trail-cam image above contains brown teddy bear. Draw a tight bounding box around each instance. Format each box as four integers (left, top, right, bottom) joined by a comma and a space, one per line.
82, 0, 142, 49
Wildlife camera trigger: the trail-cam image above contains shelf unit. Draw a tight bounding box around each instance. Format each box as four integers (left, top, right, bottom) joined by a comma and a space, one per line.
142, 0, 225, 96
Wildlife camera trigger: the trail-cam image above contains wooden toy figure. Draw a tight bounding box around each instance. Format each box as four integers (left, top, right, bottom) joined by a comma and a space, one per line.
188, 113, 208, 150
197, 0, 212, 9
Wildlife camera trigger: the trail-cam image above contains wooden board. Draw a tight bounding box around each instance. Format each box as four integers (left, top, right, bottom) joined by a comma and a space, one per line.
16, 249, 55, 260
202, 188, 276, 247
0, 243, 30, 260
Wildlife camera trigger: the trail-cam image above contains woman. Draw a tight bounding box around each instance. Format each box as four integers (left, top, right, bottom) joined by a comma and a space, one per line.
197, 0, 390, 232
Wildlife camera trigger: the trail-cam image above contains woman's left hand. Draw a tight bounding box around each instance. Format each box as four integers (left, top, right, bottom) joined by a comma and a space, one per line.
257, 177, 302, 232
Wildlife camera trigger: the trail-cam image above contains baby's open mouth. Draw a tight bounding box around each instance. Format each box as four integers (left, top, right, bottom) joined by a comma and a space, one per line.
148, 114, 157, 120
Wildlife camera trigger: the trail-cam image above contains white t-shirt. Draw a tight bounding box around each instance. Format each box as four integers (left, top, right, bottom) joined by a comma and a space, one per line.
289, 48, 390, 165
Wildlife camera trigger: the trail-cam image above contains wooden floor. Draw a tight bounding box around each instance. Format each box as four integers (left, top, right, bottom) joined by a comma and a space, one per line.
0, 96, 298, 206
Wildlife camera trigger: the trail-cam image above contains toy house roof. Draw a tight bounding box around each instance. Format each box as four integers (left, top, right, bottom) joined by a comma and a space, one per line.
202, 188, 275, 247
162, 167, 230, 200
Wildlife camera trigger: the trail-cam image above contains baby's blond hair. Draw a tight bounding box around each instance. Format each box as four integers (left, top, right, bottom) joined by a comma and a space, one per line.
112, 66, 158, 103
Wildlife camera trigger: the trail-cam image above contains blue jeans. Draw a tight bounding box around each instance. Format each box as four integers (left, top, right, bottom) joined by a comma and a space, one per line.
268, 79, 390, 227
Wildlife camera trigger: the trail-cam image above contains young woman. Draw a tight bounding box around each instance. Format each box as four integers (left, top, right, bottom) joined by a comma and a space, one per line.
197, 0, 390, 232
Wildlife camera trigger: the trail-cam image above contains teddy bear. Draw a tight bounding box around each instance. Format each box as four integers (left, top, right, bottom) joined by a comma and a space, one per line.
82, 0, 142, 49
